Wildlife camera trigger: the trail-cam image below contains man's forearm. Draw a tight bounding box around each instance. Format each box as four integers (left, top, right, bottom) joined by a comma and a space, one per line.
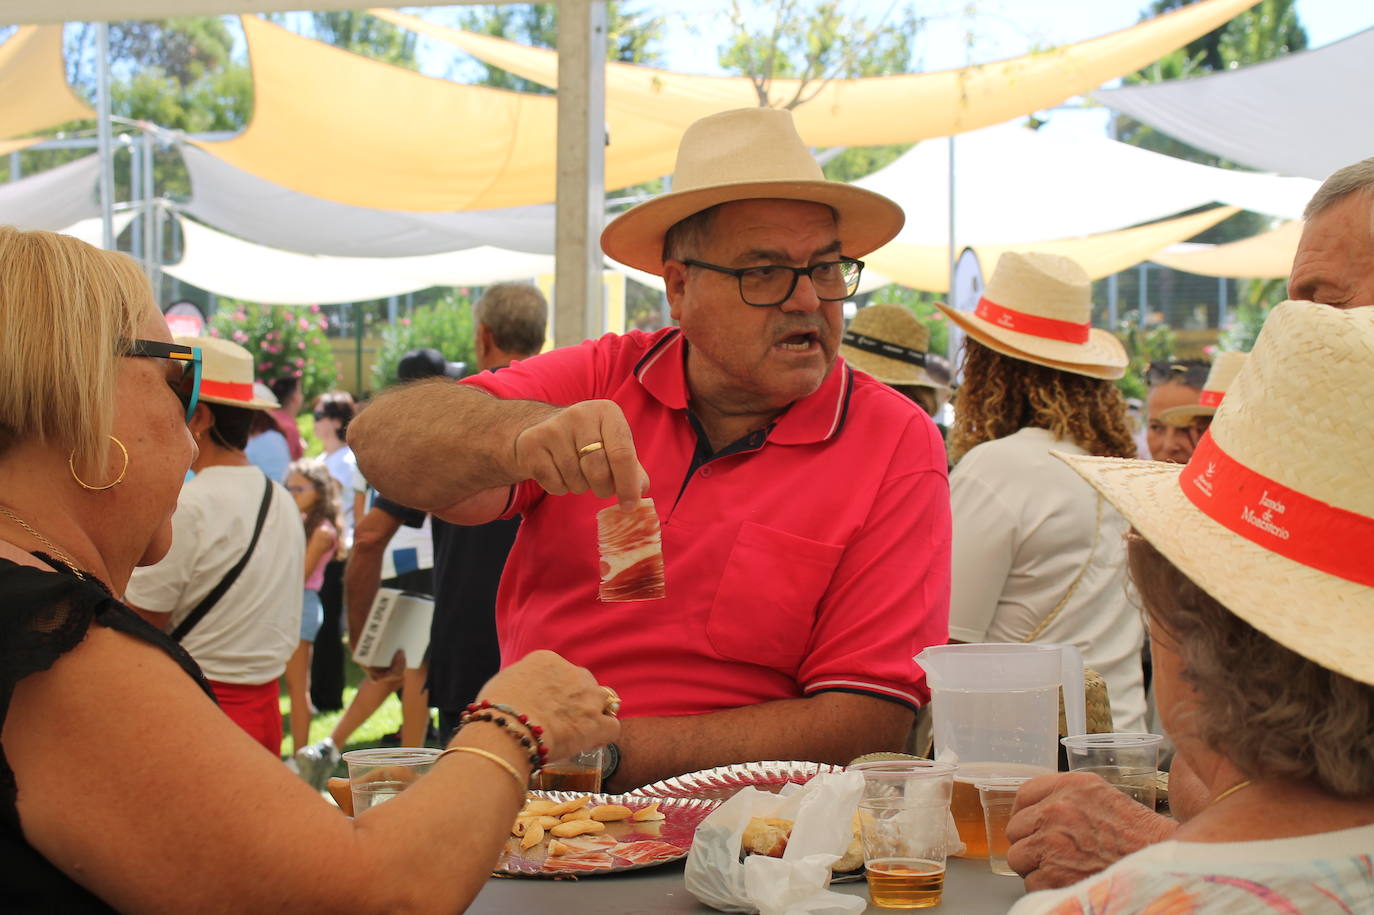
606, 692, 914, 792
349, 379, 556, 512
345, 546, 387, 652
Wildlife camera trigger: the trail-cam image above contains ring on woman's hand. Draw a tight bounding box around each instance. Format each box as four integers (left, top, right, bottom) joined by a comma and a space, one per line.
577, 441, 605, 457
602, 686, 622, 717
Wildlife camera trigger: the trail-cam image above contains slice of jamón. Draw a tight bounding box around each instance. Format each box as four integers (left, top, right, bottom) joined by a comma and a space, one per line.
597, 498, 666, 602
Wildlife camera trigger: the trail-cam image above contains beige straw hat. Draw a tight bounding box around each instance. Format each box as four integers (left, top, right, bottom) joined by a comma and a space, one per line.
175, 335, 279, 410
1159, 351, 1248, 427
934, 251, 1127, 380
840, 304, 948, 390
1057, 301, 1374, 686
600, 107, 905, 275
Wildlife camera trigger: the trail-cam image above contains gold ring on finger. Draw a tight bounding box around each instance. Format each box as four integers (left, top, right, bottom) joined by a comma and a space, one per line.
602, 686, 622, 716
578, 441, 605, 458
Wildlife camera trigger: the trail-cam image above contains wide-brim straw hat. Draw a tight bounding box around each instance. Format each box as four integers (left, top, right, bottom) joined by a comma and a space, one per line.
1056, 300, 1374, 686
840, 304, 948, 390
600, 107, 905, 275
1159, 351, 1248, 426
935, 251, 1127, 380
176, 335, 279, 410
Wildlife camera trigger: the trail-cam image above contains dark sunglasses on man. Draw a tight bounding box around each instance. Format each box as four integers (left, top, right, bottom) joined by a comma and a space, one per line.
124, 339, 203, 424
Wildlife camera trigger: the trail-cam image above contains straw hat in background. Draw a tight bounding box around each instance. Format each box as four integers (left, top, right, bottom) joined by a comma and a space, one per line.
1057, 300, 1374, 685
175, 335, 279, 411
840, 304, 949, 391
600, 107, 905, 275
934, 251, 1128, 380
1159, 351, 1248, 427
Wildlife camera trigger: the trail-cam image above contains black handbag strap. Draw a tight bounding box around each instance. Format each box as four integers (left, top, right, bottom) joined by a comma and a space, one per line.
173, 474, 274, 643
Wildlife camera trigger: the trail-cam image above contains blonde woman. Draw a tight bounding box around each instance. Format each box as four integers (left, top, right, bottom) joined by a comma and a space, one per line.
0, 227, 618, 911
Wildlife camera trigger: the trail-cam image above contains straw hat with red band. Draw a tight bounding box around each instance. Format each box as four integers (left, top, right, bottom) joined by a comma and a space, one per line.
175, 335, 279, 411
1056, 300, 1374, 686
1159, 351, 1248, 427
935, 251, 1128, 380
600, 107, 905, 276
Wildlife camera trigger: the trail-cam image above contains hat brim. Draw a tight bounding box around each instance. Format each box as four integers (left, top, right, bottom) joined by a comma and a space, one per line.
1057, 453, 1374, 687
935, 302, 1126, 380
1158, 404, 1216, 427
199, 393, 279, 411
600, 179, 905, 276
841, 348, 949, 391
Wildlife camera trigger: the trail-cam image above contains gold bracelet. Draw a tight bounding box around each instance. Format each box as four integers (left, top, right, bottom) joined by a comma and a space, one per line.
438, 746, 528, 791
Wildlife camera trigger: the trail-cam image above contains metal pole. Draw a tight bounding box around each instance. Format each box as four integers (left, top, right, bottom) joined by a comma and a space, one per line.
130, 140, 142, 261
354, 303, 364, 396
1107, 273, 1119, 328
387, 295, 398, 326
142, 132, 156, 277
7, 149, 19, 182
152, 201, 166, 305
1217, 276, 1228, 330
95, 23, 116, 251
1138, 263, 1148, 329
946, 135, 960, 363
553, 0, 607, 347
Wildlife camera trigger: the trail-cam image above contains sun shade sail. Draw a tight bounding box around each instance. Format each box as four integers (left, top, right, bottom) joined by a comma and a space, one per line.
0, 153, 98, 231
1150, 219, 1300, 279
182, 144, 556, 256
0, 25, 94, 139
374, 0, 1262, 147
863, 206, 1240, 293
161, 215, 567, 304
1095, 28, 1374, 181
191, 15, 679, 211
852, 123, 1314, 245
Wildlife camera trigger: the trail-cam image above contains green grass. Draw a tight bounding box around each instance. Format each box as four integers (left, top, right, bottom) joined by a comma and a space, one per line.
278, 642, 408, 765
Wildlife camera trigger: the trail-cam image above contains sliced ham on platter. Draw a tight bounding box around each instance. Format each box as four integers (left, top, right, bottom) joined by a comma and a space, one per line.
596, 498, 666, 602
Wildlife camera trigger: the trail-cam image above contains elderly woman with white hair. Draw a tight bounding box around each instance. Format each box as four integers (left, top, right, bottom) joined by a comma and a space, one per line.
0, 226, 619, 912
1007, 299, 1374, 912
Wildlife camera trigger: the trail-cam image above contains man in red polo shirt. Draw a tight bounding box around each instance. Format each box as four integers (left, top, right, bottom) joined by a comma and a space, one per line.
350, 107, 951, 790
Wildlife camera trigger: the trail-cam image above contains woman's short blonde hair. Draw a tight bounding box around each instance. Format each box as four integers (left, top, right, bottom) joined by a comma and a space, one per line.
0, 227, 153, 476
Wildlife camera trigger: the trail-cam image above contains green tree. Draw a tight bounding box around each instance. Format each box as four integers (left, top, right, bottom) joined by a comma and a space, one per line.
371, 292, 476, 389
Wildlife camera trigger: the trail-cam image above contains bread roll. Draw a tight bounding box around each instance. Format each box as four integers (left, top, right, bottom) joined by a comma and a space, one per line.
741, 817, 793, 858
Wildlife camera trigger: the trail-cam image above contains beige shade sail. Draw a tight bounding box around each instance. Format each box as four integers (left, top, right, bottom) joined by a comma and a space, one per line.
191, 15, 679, 211
1150, 219, 1301, 279
374, 0, 1261, 147
864, 206, 1241, 293
0, 25, 94, 139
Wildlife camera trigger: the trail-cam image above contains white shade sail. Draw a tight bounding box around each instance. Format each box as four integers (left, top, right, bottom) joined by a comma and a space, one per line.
181, 145, 556, 257
0, 154, 99, 231
1095, 28, 1374, 181
855, 123, 1316, 247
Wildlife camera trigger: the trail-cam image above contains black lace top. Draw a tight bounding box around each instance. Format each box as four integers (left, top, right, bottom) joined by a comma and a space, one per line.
0, 555, 214, 912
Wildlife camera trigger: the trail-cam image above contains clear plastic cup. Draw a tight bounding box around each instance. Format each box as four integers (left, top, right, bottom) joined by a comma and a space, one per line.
536, 746, 604, 793
849, 761, 956, 909
1061, 733, 1163, 808
976, 777, 1030, 876
343, 747, 441, 814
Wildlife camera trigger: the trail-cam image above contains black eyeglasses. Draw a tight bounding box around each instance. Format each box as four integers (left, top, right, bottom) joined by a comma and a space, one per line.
1146, 360, 1209, 388
681, 257, 864, 307
124, 339, 202, 424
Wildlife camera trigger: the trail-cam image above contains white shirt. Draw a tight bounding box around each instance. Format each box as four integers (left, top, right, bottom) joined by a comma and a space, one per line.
325, 445, 358, 547
1009, 823, 1374, 913
949, 427, 1146, 733
126, 465, 304, 684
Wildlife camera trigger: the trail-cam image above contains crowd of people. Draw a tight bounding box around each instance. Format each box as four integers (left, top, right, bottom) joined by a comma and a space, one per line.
0, 105, 1369, 912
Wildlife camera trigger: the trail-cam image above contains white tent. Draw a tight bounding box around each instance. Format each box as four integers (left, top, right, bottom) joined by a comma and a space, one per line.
0, 154, 99, 231
181, 145, 556, 257
1094, 28, 1374, 181
854, 123, 1317, 246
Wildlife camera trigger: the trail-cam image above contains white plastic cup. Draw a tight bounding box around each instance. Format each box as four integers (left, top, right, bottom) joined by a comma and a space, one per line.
1060, 733, 1163, 809
343, 747, 441, 814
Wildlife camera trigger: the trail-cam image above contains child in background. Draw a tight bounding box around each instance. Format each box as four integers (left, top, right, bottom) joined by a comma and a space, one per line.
282, 458, 342, 767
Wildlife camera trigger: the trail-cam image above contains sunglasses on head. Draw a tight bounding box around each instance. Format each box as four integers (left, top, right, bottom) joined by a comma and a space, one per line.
124, 339, 202, 424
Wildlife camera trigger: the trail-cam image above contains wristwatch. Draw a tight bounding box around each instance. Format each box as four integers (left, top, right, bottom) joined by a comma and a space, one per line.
600, 742, 621, 782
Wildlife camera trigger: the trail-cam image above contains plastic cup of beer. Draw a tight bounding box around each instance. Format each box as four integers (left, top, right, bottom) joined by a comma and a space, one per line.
976, 777, 1029, 876
849, 761, 956, 909
1060, 733, 1163, 808
536, 745, 604, 793
343, 747, 441, 815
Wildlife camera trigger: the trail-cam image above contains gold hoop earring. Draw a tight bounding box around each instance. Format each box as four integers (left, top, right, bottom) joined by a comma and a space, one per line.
69, 435, 130, 491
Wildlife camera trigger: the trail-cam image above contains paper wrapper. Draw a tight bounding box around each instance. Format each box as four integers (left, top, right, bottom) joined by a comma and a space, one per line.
684, 771, 867, 915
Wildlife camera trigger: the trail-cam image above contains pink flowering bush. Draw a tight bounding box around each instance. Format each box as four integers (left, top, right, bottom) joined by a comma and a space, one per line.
208, 299, 338, 400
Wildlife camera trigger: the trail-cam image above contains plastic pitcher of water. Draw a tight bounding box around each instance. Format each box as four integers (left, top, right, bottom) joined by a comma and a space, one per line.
914, 643, 1085, 858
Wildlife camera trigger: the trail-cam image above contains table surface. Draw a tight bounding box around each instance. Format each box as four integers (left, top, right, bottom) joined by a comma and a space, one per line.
470, 855, 1026, 914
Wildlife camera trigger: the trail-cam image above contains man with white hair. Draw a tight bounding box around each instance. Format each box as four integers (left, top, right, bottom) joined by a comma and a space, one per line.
1004, 157, 1374, 892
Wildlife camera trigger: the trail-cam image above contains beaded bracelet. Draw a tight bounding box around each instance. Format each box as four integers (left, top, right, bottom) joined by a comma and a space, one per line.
457, 700, 550, 778
437, 746, 526, 792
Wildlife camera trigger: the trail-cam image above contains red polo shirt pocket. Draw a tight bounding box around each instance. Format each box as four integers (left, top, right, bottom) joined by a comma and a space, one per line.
707, 521, 844, 671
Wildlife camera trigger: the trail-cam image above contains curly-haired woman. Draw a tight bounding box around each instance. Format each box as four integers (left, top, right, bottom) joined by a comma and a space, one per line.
937, 252, 1146, 732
